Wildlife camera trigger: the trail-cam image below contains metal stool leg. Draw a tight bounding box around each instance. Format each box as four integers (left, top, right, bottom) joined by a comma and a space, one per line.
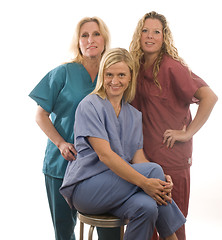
79, 221, 84, 240
120, 225, 124, 240
78, 212, 127, 240
88, 225, 95, 240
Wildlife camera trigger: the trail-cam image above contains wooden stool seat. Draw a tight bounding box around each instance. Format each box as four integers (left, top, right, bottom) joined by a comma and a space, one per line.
78, 212, 128, 240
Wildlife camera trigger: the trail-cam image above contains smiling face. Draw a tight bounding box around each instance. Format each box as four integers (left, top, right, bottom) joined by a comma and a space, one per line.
104, 61, 131, 101
79, 21, 105, 59
140, 18, 164, 59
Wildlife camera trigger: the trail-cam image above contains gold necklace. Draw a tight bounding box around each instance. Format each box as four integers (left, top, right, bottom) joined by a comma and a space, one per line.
115, 105, 121, 117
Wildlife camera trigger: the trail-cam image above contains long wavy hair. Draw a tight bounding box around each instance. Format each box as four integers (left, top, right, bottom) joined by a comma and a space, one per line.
91, 48, 136, 103
68, 17, 110, 63
129, 11, 186, 89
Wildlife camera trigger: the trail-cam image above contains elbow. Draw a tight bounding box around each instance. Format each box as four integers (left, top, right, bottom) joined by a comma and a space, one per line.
213, 93, 218, 104
204, 87, 218, 107
35, 113, 41, 126
35, 111, 45, 126
35, 106, 50, 126
98, 152, 109, 164
97, 150, 113, 165
210, 91, 218, 107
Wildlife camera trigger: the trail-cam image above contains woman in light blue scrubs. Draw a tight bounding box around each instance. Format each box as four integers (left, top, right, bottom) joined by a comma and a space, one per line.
29, 17, 121, 240
60, 48, 186, 240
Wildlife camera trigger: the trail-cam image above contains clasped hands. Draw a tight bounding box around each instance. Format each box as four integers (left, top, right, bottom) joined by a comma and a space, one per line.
142, 174, 173, 206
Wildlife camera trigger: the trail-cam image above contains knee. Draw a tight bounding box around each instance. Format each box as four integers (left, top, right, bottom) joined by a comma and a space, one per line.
149, 163, 165, 181
134, 198, 158, 222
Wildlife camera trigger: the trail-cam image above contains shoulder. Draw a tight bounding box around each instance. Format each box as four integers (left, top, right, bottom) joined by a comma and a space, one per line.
125, 102, 142, 120
161, 55, 185, 70
160, 55, 191, 80
50, 62, 83, 75
49, 64, 67, 75
79, 94, 101, 106
44, 64, 67, 83
77, 94, 103, 113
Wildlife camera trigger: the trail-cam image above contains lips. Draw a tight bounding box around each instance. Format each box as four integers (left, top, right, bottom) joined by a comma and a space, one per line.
87, 45, 97, 49
109, 85, 122, 91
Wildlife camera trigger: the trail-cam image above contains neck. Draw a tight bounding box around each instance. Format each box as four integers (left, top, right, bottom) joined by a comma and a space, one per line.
108, 97, 122, 117
144, 52, 159, 69
83, 56, 100, 68
82, 56, 101, 82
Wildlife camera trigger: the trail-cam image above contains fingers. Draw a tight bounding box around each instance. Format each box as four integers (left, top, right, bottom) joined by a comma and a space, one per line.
144, 179, 171, 205
164, 174, 174, 189
162, 130, 174, 148
182, 125, 187, 132
61, 149, 75, 161
163, 134, 176, 148
163, 125, 188, 148
153, 192, 168, 206
61, 143, 77, 161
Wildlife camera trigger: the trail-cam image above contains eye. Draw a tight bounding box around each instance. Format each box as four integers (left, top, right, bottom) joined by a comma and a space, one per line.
81, 33, 88, 38
154, 30, 161, 34
94, 31, 101, 36
105, 72, 113, 77
119, 73, 126, 78
142, 29, 147, 33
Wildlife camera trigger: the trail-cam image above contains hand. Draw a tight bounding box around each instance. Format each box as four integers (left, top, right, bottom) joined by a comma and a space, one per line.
164, 175, 173, 203
59, 142, 77, 161
163, 125, 190, 148
142, 178, 172, 206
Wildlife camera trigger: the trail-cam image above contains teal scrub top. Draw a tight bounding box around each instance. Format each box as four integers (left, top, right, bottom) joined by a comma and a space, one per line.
29, 62, 97, 178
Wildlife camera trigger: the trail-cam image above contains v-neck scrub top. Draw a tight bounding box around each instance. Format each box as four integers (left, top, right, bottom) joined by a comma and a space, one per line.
60, 94, 143, 207
131, 55, 208, 170
29, 63, 97, 178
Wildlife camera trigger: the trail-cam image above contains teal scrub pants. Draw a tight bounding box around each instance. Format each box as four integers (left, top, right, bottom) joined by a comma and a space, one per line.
45, 175, 120, 240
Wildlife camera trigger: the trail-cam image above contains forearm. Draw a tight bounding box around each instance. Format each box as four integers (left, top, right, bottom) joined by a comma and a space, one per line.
89, 137, 171, 205
35, 107, 65, 148
100, 149, 148, 188
186, 87, 218, 138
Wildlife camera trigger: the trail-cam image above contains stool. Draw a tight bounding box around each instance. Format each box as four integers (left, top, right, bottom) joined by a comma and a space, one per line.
77, 212, 128, 240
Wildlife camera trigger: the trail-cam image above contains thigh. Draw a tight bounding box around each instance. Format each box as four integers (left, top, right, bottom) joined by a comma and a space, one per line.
111, 191, 157, 220
72, 170, 138, 214
45, 175, 77, 225
73, 163, 165, 214
132, 162, 165, 181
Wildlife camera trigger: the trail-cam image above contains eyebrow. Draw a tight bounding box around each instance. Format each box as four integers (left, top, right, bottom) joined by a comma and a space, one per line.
143, 27, 162, 30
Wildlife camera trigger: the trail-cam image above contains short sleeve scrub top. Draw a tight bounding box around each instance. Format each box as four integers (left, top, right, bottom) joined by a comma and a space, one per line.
29, 63, 97, 178
60, 94, 144, 208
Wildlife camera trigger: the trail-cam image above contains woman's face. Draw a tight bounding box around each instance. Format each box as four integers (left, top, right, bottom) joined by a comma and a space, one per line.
140, 18, 164, 58
104, 61, 131, 101
79, 21, 105, 58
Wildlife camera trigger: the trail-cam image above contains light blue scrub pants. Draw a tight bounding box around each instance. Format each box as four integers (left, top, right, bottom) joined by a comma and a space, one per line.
45, 175, 120, 240
72, 162, 186, 240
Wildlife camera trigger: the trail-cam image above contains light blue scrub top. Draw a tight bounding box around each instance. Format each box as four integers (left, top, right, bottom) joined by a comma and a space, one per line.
29, 63, 97, 178
60, 94, 143, 207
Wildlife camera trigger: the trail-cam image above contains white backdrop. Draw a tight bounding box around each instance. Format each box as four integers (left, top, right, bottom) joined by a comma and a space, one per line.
1, 0, 222, 239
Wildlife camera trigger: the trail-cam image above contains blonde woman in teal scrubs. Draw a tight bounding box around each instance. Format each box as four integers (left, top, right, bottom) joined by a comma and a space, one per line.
29, 17, 120, 240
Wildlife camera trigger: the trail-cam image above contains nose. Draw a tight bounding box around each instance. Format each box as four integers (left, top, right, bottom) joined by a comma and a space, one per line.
88, 34, 95, 43
111, 76, 119, 84
147, 32, 153, 39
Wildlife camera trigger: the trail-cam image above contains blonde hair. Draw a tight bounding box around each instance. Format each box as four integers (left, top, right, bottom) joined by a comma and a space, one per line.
91, 48, 136, 103
69, 17, 110, 63
129, 11, 186, 89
